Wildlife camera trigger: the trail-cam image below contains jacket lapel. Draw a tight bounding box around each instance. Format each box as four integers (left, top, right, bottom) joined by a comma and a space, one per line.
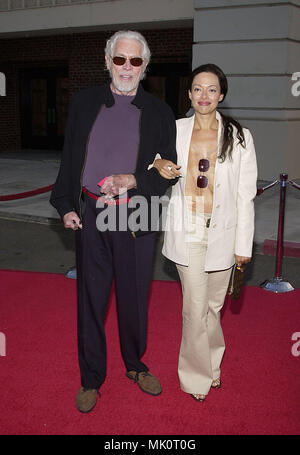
214, 110, 223, 181
177, 115, 195, 177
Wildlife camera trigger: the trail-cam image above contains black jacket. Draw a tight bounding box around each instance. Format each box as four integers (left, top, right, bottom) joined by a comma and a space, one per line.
50, 82, 177, 222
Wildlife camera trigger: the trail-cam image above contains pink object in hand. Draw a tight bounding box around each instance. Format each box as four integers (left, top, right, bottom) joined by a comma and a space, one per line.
98, 177, 108, 187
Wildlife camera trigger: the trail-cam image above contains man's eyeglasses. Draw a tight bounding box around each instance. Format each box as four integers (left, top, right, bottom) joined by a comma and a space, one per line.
197, 158, 209, 188
112, 56, 144, 67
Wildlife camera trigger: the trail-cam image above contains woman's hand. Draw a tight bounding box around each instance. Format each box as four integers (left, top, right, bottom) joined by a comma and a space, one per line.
153, 159, 182, 180
235, 255, 251, 267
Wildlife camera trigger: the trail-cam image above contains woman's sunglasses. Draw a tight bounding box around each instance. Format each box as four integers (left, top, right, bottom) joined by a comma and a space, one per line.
197, 158, 209, 188
112, 56, 144, 67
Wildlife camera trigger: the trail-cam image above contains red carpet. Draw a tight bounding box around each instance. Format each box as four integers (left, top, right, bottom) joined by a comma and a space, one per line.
0, 269, 299, 435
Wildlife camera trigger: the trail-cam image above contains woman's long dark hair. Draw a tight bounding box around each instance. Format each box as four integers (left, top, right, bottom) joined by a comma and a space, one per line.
189, 63, 245, 162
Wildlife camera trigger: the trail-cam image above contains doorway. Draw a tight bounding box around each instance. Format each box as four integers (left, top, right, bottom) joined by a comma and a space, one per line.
142, 62, 191, 119
19, 67, 68, 150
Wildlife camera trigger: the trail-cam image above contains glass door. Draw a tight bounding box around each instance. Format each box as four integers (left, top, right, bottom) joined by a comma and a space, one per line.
19, 67, 68, 150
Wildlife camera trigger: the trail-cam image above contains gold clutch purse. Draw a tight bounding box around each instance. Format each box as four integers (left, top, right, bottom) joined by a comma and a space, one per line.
228, 264, 245, 300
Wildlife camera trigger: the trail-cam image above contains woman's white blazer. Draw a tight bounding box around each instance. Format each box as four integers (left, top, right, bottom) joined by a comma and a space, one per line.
162, 111, 258, 271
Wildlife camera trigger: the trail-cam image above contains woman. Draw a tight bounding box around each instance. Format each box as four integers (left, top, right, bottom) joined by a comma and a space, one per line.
154, 64, 257, 401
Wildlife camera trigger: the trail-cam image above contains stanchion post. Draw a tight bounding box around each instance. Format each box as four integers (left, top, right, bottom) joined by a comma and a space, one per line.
275, 173, 287, 280
261, 173, 294, 293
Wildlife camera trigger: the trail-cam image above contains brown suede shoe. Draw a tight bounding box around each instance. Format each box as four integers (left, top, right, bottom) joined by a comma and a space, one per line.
126, 370, 162, 396
75, 387, 99, 413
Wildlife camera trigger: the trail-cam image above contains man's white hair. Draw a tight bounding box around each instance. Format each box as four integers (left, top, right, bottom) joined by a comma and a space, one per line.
105, 30, 151, 62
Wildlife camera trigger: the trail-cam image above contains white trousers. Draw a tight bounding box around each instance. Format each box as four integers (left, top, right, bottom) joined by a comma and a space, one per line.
176, 238, 232, 395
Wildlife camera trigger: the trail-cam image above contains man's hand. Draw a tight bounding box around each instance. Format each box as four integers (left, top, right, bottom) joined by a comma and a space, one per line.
63, 211, 82, 230
100, 174, 137, 199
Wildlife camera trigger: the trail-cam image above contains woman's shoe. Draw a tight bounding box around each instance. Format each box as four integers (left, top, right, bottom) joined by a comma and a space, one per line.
211, 378, 221, 389
191, 393, 206, 402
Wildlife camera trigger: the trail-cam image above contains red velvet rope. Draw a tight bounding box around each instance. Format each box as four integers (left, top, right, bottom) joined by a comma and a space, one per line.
0, 184, 54, 201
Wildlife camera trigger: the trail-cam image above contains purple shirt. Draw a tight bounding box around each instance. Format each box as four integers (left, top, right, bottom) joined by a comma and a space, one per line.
83, 91, 140, 195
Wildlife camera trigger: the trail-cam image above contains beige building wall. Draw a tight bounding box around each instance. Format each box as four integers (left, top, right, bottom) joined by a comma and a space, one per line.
193, 0, 300, 180
0, 0, 194, 36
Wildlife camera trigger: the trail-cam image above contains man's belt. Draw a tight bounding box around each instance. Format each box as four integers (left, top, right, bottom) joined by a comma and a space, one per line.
82, 187, 130, 205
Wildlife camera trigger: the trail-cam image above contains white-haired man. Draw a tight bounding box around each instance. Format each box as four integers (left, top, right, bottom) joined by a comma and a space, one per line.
50, 31, 177, 413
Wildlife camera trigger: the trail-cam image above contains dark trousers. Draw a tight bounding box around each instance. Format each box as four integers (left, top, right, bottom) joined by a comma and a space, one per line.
75, 195, 156, 390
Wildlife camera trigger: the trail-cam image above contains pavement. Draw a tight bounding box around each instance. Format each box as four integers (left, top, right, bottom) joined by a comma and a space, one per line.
0, 150, 300, 288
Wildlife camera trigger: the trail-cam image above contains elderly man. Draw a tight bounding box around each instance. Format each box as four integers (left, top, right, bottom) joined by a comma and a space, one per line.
50, 30, 177, 413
